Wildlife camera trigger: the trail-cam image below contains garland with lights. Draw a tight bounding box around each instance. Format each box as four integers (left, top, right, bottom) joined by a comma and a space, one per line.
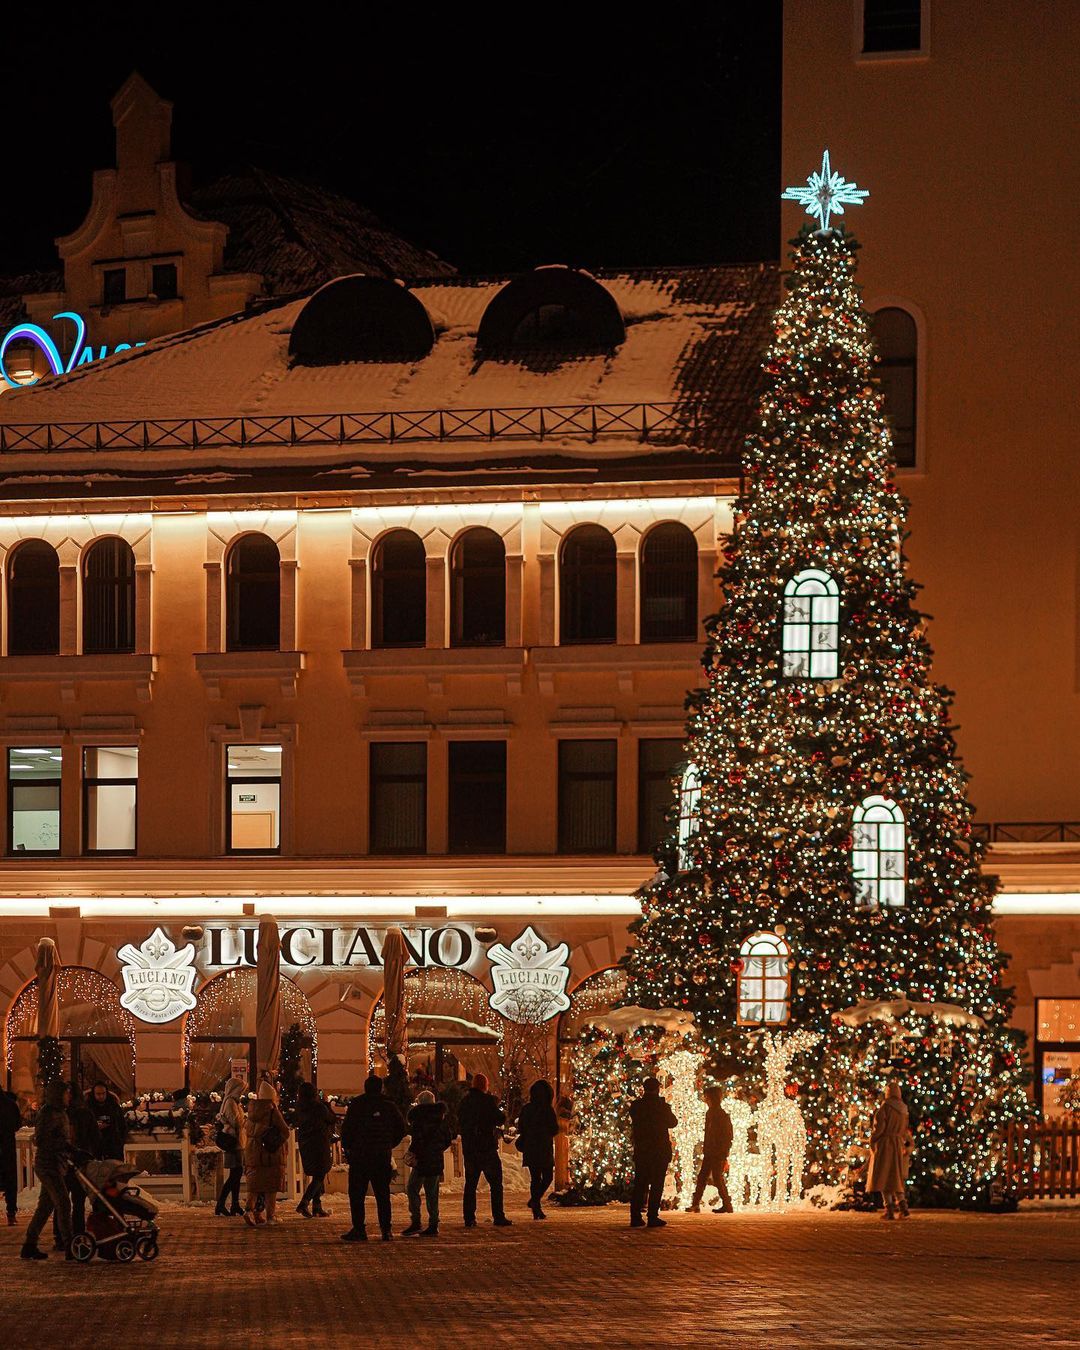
620, 222, 1028, 1207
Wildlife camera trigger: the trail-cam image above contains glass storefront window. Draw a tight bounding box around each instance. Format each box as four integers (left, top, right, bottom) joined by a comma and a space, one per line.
226, 744, 282, 853
83, 746, 138, 853
1037, 998, 1080, 1118
8, 747, 61, 854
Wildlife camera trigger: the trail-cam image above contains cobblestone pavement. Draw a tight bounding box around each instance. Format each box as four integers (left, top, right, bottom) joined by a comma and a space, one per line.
2, 1198, 1077, 1348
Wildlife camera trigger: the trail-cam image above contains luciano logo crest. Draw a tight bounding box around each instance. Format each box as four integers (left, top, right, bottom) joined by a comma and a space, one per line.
487, 926, 571, 1025
118, 927, 199, 1025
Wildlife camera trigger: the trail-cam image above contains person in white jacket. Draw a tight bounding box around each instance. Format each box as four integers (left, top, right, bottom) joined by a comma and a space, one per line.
214, 1078, 247, 1217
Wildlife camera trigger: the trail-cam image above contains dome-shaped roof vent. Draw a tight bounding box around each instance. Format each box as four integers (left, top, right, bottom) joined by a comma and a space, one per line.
476, 266, 625, 363
289, 274, 436, 365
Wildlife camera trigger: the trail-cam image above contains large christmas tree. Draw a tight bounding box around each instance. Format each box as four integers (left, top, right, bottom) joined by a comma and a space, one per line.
624, 163, 1027, 1205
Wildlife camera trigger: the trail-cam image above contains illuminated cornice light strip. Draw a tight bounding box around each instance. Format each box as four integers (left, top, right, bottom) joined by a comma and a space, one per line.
991, 895, 1080, 916
0, 894, 643, 919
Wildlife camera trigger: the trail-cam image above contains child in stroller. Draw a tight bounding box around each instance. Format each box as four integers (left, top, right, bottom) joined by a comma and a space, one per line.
68, 1158, 160, 1263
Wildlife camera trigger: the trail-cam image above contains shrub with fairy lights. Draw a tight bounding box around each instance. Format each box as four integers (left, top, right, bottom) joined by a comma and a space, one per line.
622, 181, 1028, 1207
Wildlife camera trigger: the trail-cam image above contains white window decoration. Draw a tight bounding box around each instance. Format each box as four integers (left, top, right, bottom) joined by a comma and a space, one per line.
677, 762, 702, 871
852, 795, 906, 909
782, 569, 840, 679
737, 932, 791, 1026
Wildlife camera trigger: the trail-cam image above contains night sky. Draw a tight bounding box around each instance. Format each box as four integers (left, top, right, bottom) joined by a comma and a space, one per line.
3, 8, 781, 276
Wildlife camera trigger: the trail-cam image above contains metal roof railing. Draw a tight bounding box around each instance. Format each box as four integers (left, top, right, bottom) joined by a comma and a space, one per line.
0, 401, 710, 454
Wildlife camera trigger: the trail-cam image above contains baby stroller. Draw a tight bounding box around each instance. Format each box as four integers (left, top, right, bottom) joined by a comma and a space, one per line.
68, 1158, 161, 1263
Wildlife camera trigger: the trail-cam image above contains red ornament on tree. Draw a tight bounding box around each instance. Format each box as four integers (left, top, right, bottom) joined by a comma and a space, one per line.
784, 1083, 800, 1100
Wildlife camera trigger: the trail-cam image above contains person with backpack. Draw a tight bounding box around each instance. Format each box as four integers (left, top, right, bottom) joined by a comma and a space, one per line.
339, 1074, 407, 1242
457, 1073, 512, 1229
294, 1081, 336, 1219
243, 1081, 289, 1227
515, 1079, 559, 1219
214, 1077, 246, 1217
401, 1089, 452, 1237
629, 1077, 677, 1229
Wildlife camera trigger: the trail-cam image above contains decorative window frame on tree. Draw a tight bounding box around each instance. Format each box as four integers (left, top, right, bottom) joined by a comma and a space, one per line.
676, 762, 702, 871
852, 795, 906, 909
737, 931, 791, 1026
782, 569, 840, 678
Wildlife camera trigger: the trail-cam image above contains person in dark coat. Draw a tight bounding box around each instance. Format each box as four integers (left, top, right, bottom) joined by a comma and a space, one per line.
516, 1078, 559, 1219
402, 1090, 452, 1237
294, 1081, 335, 1218
59, 1085, 100, 1239
629, 1077, 677, 1229
0, 1086, 22, 1226
689, 1086, 734, 1213
457, 1073, 512, 1228
339, 1074, 406, 1242
89, 1083, 126, 1159
21, 1079, 73, 1260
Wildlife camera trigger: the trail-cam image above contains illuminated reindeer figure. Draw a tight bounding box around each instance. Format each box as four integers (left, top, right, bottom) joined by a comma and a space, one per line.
753, 1029, 821, 1207
720, 1096, 756, 1208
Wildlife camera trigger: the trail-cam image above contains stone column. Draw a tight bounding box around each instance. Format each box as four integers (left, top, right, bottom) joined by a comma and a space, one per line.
505, 552, 524, 648
350, 557, 367, 649
59, 564, 78, 655
426, 556, 446, 648
135, 562, 153, 654
280, 559, 298, 651
616, 551, 636, 645
537, 552, 557, 646
204, 561, 222, 652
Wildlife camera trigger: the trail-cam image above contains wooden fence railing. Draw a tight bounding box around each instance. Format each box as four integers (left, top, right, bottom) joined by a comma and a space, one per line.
1003, 1118, 1080, 1198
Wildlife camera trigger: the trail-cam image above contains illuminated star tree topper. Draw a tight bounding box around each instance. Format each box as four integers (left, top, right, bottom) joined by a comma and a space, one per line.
782, 148, 869, 232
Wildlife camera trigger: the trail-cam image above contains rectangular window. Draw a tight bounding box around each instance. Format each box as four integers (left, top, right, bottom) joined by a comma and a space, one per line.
862, 0, 922, 53
151, 263, 178, 301
637, 739, 682, 854
1036, 999, 1080, 1118
370, 741, 427, 854
448, 741, 505, 854
226, 744, 282, 854
558, 739, 617, 853
102, 268, 127, 305
8, 747, 61, 854
83, 746, 138, 854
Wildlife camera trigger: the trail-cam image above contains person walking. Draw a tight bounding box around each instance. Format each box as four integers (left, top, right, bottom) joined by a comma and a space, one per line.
688, 1086, 734, 1214
89, 1082, 126, 1160
339, 1074, 407, 1243
629, 1077, 677, 1229
214, 1078, 246, 1217
243, 1081, 289, 1227
20, 1080, 73, 1260
867, 1081, 914, 1220
295, 1081, 335, 1219
0, 1084, 22, 1226
401, 1089, 452, 1237
458, 1072, 512, 1228
516, 1079, 559, 1219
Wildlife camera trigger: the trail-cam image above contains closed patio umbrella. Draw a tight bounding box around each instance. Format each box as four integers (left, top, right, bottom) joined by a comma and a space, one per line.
382, 927, 408, 1069
256, 915, 281, 1082
35, 937, 60, 1040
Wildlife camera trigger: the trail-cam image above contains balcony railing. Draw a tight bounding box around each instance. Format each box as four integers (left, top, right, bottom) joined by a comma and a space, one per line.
973, 822, 1080, 844
0, 401, 716, 455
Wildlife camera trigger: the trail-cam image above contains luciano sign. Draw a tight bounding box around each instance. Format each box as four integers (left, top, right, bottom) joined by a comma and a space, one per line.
0, 311, 145, 388
118, 928, 198, 1025
487, 926, 571, 1024
204, 924, 478, 971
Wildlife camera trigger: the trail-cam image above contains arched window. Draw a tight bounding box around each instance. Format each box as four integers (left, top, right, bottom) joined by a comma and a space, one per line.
7, 540, 59, 656
871, 307, 917, 468
641, 522, 697, 642
226, 534, 280, 652
737, 932, 791, 1026
371, 529, 426, 648
782, 568, 839, 679
184, 968, 316, 1094
450, 528, 505, 647
677, 762, 702, 871
852, 795, 906, 909
560, 524, 616, 644
83, 537, 135, 654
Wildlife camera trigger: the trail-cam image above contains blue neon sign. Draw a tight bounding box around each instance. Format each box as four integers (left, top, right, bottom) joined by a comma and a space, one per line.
0, 311, 145, 388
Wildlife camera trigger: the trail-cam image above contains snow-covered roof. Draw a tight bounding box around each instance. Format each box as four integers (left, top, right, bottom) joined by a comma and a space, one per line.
0, 263, 777, 499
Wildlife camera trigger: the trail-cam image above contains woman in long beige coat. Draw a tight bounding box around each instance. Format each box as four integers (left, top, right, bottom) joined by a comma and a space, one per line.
867, 1081, 914, 1219
244, 1080, 290, 1226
